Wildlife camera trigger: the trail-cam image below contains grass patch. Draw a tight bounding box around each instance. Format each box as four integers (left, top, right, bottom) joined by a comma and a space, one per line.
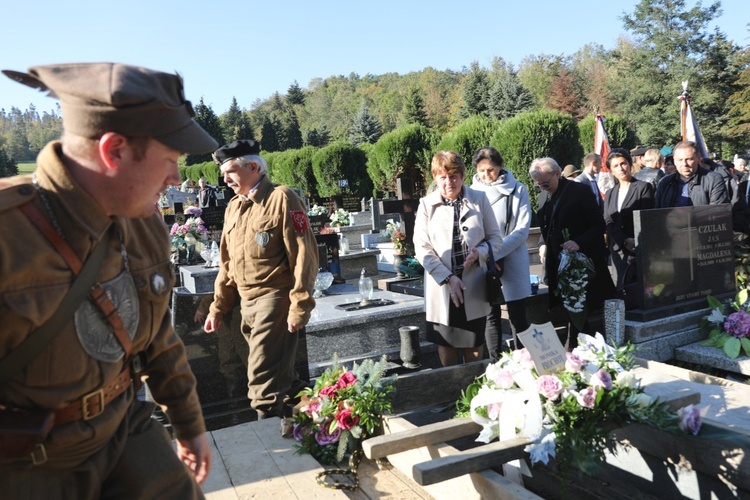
17, 162, 36, 174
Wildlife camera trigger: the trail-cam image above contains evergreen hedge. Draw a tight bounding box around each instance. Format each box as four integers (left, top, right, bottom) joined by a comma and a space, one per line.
269, 146, 318, 195
312, 141, 371, 198
366, 123, 436, 196
491, 110, 583, 213
435, 115, 500, 183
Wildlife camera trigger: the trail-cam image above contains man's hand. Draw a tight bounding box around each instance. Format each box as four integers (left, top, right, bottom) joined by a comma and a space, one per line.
176, 433, 212, 485
539, 244, 547, 264
203, 316, 221, 334
288, 322, 302, 333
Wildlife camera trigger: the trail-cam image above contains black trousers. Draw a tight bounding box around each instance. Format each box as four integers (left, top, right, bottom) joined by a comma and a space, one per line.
484, 298, 529, 360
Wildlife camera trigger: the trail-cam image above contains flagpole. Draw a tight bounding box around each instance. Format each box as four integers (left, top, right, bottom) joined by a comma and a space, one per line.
678, 81, 710, 159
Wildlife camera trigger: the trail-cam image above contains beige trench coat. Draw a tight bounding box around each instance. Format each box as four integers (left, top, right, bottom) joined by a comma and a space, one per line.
413, 187, 502, 325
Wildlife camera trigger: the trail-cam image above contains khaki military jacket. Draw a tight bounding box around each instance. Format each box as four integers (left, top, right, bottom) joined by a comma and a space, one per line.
0, 142, 204, 468
209, 175, 317, 326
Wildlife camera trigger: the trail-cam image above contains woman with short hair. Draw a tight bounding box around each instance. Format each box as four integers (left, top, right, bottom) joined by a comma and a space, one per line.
413, 151, 502, 366
603, 149, 654, 307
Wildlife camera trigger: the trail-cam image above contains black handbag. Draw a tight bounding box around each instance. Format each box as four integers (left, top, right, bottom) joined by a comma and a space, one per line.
485, 243, 505, 306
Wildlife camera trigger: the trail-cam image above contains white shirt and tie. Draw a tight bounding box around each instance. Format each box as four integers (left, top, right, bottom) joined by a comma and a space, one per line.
576, 172, 603, 209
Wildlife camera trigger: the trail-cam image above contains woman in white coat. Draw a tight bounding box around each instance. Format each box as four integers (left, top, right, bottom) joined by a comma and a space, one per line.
414, 151, 502, 366
470, 147, 531, 357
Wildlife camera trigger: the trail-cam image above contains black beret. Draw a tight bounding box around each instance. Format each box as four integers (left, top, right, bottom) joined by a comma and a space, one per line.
213, 139, 261, 165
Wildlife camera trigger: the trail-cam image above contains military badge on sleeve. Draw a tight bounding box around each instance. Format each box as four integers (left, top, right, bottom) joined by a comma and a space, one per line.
291, 210, 308, 233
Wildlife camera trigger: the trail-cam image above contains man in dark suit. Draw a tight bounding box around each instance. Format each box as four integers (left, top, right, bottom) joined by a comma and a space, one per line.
575, 153, 604, 210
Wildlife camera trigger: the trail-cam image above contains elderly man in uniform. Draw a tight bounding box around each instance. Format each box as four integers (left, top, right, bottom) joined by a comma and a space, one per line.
0, 63, 216, 498
204, 140, 317, 419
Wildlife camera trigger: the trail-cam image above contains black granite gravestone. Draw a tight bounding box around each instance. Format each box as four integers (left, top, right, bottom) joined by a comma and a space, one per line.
378, 199, 418, 252
309, 215, 329, 235
315, 233, 341, 280
631, 204, 735, 320
200, 205, 226, 229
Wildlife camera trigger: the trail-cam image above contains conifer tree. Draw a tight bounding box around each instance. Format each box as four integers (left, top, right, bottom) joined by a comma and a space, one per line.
349, 102, 382, 146
260, 115, 282, 152
185, 98, 225, 164
287, 80, 306, 106
401, 86, 428, 126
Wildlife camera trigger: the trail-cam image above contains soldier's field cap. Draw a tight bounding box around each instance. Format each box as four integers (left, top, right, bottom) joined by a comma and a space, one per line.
213, 139, 261, 165
2, 62, 218, 154
630, 146, 649, 157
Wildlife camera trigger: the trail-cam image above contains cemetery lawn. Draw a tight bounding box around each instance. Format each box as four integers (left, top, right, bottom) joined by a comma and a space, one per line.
17, 161, 36, 174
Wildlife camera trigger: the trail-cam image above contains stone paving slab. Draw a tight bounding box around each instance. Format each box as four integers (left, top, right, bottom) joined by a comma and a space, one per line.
203, 417, 431, 499
674, 342, 750, 376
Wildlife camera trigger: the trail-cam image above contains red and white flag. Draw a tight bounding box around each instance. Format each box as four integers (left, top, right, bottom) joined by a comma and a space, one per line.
594, 114, 611, 173
679, 81, 709, 159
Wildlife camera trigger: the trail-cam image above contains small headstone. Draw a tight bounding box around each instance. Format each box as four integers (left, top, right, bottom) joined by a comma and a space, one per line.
200, 205, 226, 229
309, 215, 329, 235
517, 322, 567, 375
341, 194, 361, 213
315, 233, 341, 279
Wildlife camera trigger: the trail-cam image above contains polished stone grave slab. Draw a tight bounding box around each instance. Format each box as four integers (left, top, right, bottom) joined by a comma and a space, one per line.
306, 283, 428, 377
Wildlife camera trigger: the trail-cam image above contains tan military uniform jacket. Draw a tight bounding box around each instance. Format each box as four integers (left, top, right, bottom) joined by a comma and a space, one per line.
209, 175, 317, 326
0, 142, 205, 468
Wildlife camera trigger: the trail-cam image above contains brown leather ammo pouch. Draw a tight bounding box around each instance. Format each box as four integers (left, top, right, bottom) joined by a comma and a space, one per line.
0, 407, 55, 464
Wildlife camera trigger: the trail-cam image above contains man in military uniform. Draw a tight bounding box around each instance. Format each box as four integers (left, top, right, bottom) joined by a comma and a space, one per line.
0, 63, 216, 498
203, 140, 317, 419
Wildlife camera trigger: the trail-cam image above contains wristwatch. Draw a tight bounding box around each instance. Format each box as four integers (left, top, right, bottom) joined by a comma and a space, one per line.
440, 274, 454, 285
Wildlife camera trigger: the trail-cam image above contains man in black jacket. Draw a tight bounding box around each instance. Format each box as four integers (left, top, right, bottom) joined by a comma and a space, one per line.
654, 141, 728, 208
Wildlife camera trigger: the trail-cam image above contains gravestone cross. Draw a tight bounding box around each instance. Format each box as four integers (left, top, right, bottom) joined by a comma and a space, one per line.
680, 212, 699, 282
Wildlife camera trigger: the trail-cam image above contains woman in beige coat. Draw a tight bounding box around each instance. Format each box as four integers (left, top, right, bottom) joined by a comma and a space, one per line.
414, 151, 503, 366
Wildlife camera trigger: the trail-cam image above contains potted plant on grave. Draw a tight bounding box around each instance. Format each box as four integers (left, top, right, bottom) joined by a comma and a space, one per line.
329, 208, 351, 228
387, 219, 409, 278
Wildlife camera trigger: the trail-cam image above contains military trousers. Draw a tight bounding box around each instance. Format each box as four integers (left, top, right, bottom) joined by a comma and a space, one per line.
239, 288, 300, 416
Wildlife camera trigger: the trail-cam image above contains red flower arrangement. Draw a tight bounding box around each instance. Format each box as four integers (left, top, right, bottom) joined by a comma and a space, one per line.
292, 356, 395, 464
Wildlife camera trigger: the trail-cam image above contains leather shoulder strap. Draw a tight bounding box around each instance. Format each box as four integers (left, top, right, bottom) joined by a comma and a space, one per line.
0, 221, 110, 386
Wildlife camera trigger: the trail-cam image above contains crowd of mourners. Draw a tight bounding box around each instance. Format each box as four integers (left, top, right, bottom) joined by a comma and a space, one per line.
414, 142, 748, 365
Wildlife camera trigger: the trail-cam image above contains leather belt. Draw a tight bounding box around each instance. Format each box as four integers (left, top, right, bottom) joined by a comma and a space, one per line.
54, 369, 132, 425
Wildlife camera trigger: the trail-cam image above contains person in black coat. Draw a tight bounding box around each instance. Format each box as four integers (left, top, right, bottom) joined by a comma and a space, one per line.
602, 149, 654, 305
532, 157, 615, 347
197, 177, 218, 208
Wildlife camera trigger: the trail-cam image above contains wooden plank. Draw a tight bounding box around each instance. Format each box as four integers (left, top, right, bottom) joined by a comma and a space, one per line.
412, 437, 530, 486
363, 418, 481, 459
391, 360, 489, 413
383, 416, 543, 500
